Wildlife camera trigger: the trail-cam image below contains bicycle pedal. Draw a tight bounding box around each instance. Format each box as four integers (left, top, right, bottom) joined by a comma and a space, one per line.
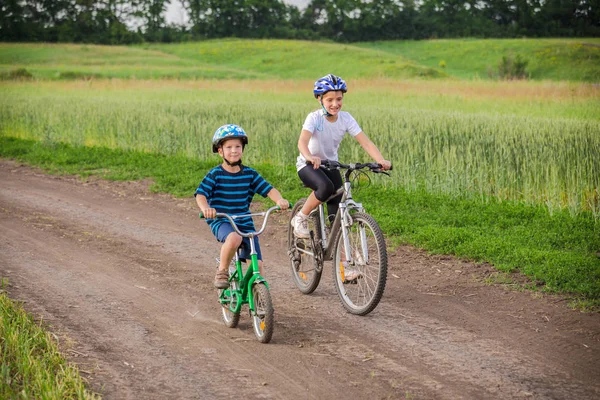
249, 309, 266, 318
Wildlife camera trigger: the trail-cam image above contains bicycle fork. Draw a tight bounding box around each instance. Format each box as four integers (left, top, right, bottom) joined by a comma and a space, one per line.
331, 200, 368, 266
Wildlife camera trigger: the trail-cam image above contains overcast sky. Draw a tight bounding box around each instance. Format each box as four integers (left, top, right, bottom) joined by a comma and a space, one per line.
166, 0, 311, 25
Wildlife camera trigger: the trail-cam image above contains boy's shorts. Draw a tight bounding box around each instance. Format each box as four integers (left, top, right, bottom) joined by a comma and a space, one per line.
215, 222, 263, 262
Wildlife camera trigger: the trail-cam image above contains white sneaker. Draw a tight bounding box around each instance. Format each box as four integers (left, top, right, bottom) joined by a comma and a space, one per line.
291, 213, 310, 239
340, 261, 362, 283
344, 269, 362, 283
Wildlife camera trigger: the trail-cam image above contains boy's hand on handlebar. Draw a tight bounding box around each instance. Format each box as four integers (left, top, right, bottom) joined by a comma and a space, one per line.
276, 198, 290, 210
201, 207, 216, 219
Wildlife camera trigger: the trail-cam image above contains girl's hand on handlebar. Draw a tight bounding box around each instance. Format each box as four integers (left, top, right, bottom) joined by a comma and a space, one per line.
378, 160, 392, 170
276, 198, 290, 210
308, 155, 321, 169
201, 207, 216, 219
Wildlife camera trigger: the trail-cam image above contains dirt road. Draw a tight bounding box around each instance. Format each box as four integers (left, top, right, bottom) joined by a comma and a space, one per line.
1, 160, 599, 399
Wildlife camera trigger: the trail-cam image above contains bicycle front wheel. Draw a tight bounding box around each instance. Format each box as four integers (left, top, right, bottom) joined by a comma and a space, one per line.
251, 283, 274, 344
287, 198, 323, 294
333, 212, 388, 316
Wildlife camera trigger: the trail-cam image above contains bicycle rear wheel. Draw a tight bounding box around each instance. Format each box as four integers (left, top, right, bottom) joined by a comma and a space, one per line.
251, 283, 274, 344
219, 269, 240, 328
333, 212, 388, 316
287, 198, 323, 294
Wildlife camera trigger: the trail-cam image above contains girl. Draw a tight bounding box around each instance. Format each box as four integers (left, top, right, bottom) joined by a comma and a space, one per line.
291, 74, 391, 238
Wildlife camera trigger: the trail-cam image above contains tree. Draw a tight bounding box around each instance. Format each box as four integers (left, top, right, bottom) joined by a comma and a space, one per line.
133, 0, 168, 41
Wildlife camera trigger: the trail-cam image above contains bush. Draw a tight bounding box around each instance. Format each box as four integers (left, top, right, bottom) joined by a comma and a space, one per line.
54, 71, 102, 80
493, 54, 530, 80
0, 68, 34, 80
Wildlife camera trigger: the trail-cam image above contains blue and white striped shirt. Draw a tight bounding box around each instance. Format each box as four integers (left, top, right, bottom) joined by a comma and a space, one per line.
195, 165, 273, 236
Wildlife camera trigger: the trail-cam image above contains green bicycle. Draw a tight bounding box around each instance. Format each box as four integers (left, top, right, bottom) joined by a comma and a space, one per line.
200, 204, 288, 343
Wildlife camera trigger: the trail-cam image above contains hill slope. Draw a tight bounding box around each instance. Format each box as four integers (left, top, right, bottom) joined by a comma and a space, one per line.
357, 38, 600, 82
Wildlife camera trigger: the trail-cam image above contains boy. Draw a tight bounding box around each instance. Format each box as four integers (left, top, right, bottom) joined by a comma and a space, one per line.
291, 74, 392, 239
195, 124, 289, 288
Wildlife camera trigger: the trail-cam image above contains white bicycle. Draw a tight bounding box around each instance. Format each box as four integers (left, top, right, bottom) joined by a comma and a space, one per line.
287, 160, 391, 316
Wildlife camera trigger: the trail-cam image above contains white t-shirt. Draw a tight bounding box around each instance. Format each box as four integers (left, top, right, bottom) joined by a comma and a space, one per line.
296, 110, 362, 171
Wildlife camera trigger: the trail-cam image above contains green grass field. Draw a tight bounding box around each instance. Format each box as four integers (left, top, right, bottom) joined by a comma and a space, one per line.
2, 38, 599, 81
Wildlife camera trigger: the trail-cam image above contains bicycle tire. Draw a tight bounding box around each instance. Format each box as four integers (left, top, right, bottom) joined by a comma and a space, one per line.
219, 269, 240, 328
287, 198, 323, 294
332, 212, 388, 316
251, 283, 274, 344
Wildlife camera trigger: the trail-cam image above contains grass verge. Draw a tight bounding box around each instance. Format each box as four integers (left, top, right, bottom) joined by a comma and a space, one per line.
0, 280, 99, 399
1, 136, 598, 309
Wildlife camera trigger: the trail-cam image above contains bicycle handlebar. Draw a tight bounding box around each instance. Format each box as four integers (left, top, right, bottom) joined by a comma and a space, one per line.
199, 203, 291, 238
308, 160, 393, 173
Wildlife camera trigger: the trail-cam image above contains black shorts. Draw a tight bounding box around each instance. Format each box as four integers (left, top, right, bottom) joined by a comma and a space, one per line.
298, 165, 343, 218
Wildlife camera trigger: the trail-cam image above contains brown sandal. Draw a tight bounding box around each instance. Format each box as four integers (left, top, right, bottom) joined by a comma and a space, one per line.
214, 270, 229, 289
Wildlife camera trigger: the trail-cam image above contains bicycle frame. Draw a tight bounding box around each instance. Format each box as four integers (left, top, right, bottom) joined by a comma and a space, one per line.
223, 240, 265, 314
201, 206, 280, 314
317, 182, 364, 262
305, 162, 380, 264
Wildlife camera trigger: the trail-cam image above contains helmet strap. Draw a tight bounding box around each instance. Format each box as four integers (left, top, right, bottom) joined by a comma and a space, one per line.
224, 157, 242, 167
319, 97, 332, 117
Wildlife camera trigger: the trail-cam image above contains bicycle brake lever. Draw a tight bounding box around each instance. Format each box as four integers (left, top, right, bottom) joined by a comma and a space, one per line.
371, 168, 391, 176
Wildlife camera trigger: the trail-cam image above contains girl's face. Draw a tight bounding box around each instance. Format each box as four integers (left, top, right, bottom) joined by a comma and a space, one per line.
319, 90, 344, 116
218, 138, 244, 163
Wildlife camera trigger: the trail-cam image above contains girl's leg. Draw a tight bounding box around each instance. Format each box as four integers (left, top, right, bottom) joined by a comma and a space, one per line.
293, 167, 340, 238
297, 166, 339, 215
323, 168, 343, 219
300, 191, 321, 216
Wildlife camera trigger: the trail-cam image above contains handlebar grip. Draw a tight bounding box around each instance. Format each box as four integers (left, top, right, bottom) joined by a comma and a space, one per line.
198, 212, 204, 219
276, 201, 294, 211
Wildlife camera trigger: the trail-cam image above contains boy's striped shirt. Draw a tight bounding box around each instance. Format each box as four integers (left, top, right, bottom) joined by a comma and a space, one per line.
195, 165, 273, 235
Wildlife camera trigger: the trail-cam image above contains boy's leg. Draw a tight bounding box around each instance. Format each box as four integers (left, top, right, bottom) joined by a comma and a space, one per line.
239, 236, 264, 276
219, 232, 242, 272
214, 223, 242, 288
257, 260, 264, 277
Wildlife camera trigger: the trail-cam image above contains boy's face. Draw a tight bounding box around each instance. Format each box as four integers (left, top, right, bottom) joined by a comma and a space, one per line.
319, 90, 344, 116
218, 138, 244, 164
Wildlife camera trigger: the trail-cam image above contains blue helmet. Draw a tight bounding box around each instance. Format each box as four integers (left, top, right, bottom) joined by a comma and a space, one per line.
313, 74, 347, 98
212, 124, 248, 153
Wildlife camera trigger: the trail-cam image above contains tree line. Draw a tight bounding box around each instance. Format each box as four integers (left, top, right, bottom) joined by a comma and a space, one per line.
1, 0, 598, 44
